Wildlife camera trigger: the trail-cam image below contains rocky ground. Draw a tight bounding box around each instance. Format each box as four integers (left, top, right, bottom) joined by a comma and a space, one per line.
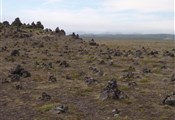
0, 19, 175, 120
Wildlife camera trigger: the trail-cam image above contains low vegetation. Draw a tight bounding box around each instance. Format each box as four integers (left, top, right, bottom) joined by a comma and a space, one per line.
0, 18, 175, 120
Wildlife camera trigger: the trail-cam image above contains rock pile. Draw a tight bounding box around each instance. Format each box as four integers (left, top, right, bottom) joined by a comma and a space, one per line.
9, 65, 31, 82
100, 80, 128, 100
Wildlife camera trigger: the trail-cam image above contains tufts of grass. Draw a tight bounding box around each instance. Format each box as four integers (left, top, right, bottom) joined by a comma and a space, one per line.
120, 99, 132, 105
115, 116, 129, 120
139, 79, 150, 83
71, 72, 81, 80
159, 115, 170, 120
37, 103, 56, 113
5, 56, 15, 62
32, 75, 44, 82
119, 86, 130, 91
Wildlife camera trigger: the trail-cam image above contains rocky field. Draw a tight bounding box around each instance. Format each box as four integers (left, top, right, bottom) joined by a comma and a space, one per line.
0, 18, 175, 120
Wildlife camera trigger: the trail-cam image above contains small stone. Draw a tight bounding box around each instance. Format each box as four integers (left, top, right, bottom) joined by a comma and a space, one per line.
84, 77, 97, 85
66, 75, 72, 80
171, 73, 175, 81
53, 105, 68, 114
142, 68, 151, 73
16, 84, 23, 90
99, 60, 106, 65
112, 108, 120, 115
162, 92, 175, 106
89, 67, 99, 73
48, 75, 57, 82
123, 72, 134, 79
59, 61, 69, 67
11, 50, 20, 56
39, 92, 51, 101
128, 81, 138, 87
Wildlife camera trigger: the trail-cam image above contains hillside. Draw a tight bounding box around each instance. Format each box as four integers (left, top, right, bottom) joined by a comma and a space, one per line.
0, 18, 175, 120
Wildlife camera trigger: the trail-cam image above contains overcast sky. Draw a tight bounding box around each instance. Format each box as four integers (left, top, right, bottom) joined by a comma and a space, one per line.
1, 0, 174, 34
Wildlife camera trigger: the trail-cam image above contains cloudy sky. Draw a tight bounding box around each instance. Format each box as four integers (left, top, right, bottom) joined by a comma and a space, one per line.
1, 0, 174, 34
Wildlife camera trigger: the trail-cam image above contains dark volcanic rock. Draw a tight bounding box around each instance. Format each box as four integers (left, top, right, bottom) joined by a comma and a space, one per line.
148, 51, 158, 57
89, 39, 98, 46
100, 80, 128, 100
89, 66, 99, 73
142, 68, 151, 74
48, 75, 57, 82
114, 50, 122, 57
163, 51, 175, 57
84, 77, 97, 85
16, 84, 23, 90
59, 61, 69, 67
162, 92, 175, 106
10, 74, 20, 82
135, 50, 143, 58
171, 73, 175, 81
123, 72, 135, 79
10, 65, 31, 79
39, 92, 51, 101
11, 50, 20, 56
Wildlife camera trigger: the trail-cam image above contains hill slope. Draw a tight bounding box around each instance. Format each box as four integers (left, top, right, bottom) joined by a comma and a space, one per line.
0, 19, 175, 120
